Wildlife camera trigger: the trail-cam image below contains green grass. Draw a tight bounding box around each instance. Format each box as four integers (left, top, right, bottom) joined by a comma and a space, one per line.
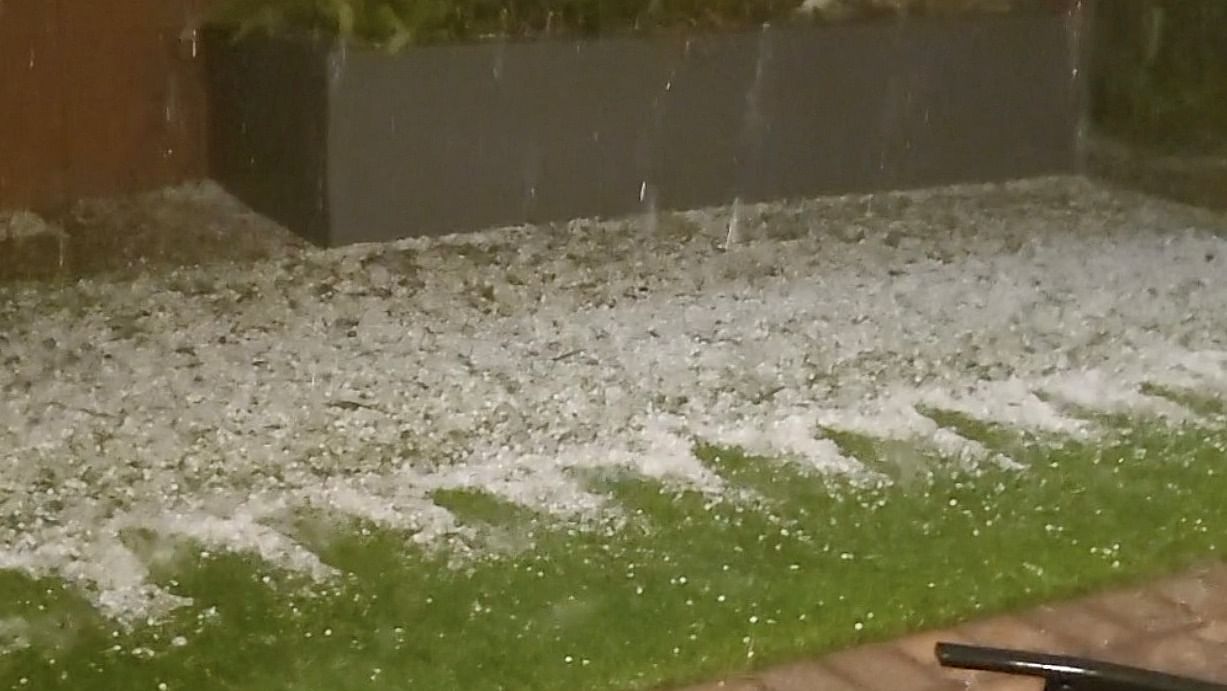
2, 417, 1226, 690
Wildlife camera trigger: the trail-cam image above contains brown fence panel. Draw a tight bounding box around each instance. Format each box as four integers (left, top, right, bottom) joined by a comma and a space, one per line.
0, 0, 66, 209
0, 0, 209, 212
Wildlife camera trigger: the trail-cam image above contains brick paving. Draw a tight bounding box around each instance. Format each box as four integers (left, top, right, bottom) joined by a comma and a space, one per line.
673, 562, 1227, 690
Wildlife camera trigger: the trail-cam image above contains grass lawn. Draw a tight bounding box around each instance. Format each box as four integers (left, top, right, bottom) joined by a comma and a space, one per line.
2, 401, 1226, 691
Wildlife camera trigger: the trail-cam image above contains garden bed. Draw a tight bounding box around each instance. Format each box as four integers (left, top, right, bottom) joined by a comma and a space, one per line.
205, 8, 1083, 245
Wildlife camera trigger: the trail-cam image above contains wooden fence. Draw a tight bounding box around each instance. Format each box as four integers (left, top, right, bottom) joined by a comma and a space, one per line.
0, 0, 209, 212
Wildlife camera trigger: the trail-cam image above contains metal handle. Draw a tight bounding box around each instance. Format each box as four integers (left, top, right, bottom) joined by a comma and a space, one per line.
935, 642, 1227, 691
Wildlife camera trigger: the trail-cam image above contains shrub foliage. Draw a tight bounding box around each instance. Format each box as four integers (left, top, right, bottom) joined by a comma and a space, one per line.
209, 0, 1047, 50
211, 0, 803, 49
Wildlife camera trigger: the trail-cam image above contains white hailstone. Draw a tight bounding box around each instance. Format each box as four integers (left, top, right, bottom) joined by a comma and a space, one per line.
5, 178, 1227, 624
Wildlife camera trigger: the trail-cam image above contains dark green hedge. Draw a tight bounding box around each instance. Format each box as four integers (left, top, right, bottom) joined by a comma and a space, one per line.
211, 0, 799, 50
1090, 0, 1227, 153
209, 0, 1047, 51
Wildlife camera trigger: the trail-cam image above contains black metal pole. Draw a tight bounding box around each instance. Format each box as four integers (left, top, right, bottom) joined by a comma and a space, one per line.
936, 642, 1227, 691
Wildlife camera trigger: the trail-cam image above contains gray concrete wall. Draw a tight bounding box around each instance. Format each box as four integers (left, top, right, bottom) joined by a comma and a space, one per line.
209, 13, 1081, 246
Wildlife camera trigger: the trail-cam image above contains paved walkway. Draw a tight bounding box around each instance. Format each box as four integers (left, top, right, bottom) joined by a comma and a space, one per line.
676, 562, 1227, 690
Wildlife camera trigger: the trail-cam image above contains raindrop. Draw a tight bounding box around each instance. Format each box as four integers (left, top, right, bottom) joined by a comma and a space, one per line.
165, 77, 179, 125
492, 42, 506, 80
722, 197, 743, 250
1064, 0, 1090, 167
179, 25, 200, 60
329, 42, 349, 85
639, 182, 658, 236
